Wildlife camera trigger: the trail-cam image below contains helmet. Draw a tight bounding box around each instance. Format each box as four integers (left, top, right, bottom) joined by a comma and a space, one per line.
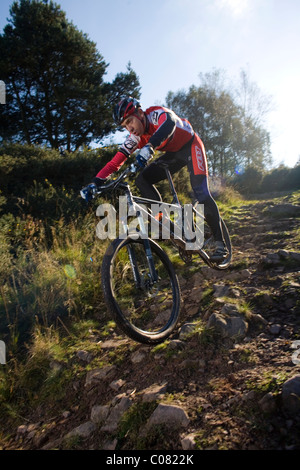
113, 96, 141, 125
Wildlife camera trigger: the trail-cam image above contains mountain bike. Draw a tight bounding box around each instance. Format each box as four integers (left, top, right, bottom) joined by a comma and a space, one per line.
81, 162, 232, 345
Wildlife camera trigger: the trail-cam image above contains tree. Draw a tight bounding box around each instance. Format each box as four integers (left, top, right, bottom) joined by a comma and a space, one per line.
166, 69, 272, 177
0, 0, 140, 152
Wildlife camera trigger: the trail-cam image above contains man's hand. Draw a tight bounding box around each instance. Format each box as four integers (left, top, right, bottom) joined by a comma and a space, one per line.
80, 183, 97, 202
92, 177, 106, 188
136, 144, 154, 168
80, 177, 107, 202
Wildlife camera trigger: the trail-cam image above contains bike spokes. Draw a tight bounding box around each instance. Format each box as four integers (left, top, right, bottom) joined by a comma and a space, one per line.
110, 240, 177, 335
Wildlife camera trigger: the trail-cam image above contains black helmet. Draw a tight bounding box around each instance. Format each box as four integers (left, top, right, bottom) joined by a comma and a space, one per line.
113, 96, 141, 125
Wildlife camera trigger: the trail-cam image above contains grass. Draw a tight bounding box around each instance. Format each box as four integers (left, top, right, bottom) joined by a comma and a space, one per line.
0, 160, 299, 447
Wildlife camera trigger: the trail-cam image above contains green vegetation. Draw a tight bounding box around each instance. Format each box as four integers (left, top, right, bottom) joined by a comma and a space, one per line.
0, 0, 140, 151
0, 141, 299, 446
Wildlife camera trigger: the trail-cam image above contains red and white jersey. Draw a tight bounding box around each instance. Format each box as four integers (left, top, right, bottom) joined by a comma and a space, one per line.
96, 106, 195, 179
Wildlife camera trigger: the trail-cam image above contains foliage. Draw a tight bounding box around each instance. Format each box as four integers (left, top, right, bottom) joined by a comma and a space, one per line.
232, 163, 300, 195
166, 69, 272, 177
0, 0, 140, 151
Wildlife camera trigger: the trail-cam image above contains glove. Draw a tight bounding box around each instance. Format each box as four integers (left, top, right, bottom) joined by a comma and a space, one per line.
136, 144, 154, 168
80, 183, 97, 202
92, 177, 106, 188
80, 177, 107, 202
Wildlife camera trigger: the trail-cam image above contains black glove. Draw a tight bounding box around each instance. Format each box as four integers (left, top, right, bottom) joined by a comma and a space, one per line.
92, 177, 106, 187
80, 177, 107, 202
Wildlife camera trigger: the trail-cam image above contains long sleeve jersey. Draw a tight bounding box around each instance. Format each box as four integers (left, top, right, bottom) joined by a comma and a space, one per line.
96, 106, 195, 179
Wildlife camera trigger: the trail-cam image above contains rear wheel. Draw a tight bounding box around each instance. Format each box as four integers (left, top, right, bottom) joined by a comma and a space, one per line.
101, 236, 181, 344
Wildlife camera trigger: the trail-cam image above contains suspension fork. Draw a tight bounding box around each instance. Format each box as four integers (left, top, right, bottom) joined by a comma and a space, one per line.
123, 187, 159, 287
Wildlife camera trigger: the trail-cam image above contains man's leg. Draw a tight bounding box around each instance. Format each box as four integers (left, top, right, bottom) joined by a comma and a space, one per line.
188, 136, 227, 260
135, 152, 187, 201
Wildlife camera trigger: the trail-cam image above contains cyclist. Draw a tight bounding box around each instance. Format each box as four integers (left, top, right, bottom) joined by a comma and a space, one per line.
82, 97, 227, 261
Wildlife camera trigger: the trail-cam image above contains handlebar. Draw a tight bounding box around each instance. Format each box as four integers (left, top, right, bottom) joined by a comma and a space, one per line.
80, 162, 139, 201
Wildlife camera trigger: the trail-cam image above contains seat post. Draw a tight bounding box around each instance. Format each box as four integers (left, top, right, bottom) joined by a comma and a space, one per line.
164, 167, 180, 205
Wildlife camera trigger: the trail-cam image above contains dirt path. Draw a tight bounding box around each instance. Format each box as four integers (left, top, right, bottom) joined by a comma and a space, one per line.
4, 192, 300, 451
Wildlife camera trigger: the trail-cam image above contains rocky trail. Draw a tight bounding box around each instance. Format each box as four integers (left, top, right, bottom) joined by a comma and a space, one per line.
3, 192, 300, 451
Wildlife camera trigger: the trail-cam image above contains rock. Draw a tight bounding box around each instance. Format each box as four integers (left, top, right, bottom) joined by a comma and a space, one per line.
181, 433, 197, 450
220, 303, 240, 316
76, 350, 93, 363
282, 375, 300, 413
85, 365, 116, 387
17, 424, 28, 436
267, 203, 300, 217
110, 379, 126, 391
258, 392, 277, 414
131, 349, 147, 364
102, 438, 118, 450
100, 396, 132, 433
141, 383, 168, 402
269, 323, 281, 335
213, 283, 230, 298
90, 405, 110, 424
179, 322, 197, 339
145, 404, 189, 431
207, 312, 248, 339
168, 339, 186, 350
65, 421, 96, 440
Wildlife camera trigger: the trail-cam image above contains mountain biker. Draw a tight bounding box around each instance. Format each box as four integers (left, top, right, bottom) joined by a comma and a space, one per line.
81, 96, 228, 261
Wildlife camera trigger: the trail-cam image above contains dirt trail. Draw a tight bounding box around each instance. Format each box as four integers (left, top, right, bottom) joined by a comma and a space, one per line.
4, 192, 300, 450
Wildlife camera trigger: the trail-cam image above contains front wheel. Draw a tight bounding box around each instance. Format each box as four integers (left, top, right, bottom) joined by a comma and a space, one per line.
101, 236, 181, 344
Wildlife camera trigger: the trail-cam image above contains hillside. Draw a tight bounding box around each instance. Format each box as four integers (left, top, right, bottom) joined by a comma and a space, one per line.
1, 190, 300, 451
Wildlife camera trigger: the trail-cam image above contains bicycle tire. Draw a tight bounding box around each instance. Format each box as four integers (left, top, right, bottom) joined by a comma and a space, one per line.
101, 236, 181, 344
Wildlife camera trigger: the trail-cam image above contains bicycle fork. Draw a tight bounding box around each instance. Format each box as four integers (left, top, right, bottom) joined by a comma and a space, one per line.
126, 239, 159, 290
120, 196, 158, 289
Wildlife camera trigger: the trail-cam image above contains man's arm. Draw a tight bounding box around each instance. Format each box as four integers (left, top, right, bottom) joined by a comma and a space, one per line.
148, 110, 176, 149
96, 134, 140, 179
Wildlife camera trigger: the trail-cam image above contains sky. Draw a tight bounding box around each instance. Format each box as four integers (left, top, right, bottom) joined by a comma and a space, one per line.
1, 0, 300, 168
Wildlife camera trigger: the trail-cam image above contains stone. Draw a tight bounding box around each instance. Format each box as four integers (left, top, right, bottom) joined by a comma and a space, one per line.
145, 404, 189, 430
269, 324, 281, 335
100, 397, 132, 433
213, 283, 230, 298
267, 203, 300, 217
76, 350, 93, 363
65, 421, 96, 440
258, 392, 277, 414
85, 366, 116, 387
110, 379, 126, 391
282, 375, 300, 413
207, 312, 248, 339
90, 405, 110, 424
181, 433, 197, 450
141, 383, 168, 402
131, 349, 147, 364
179, 322, 197, 339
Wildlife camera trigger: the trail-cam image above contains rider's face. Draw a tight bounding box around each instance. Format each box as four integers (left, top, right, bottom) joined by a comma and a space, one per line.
122, 110, 145, 137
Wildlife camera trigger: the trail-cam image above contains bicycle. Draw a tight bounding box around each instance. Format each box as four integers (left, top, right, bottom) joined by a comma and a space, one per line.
81, 161, 232, 345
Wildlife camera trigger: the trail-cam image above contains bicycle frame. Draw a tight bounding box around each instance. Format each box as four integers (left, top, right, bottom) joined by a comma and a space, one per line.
114, 166, 212, 265
94, 162, 214, 267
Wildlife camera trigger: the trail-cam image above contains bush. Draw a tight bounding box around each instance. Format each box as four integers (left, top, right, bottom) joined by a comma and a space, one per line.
0, 142, 117, 197
231, 164, 300, 195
